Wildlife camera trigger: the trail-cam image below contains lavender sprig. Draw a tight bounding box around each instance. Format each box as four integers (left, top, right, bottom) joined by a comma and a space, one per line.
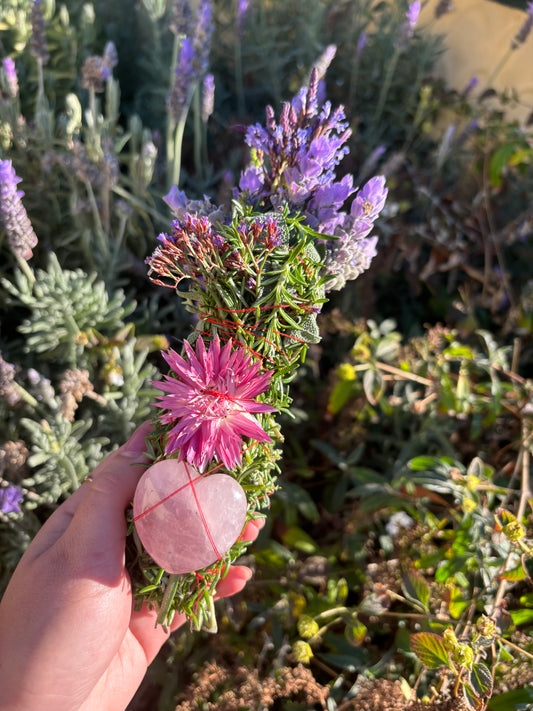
0, 160, 38, 267
239, 69, 387, 290
2, 57, 19, 99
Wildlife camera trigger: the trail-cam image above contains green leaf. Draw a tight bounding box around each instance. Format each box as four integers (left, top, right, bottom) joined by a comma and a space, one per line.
449, 585, 469, 619
402, 572, 430, 611
280, 526, 317, 554
489, 142, 521, 187
509, 608, 533, 626
327, 378, 356, 415
519, 592, 533, 607
488, 686, 533, 710
344, 619, 367, 647
500, 563, 528, 582
408, 456, 445, 471
470, 662, 493, 698
362, 367, 384, 405
442, 345, 475, 359
410, 632, 452, 670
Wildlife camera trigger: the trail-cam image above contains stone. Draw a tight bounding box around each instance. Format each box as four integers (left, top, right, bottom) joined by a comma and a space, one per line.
133, 459, 247, 574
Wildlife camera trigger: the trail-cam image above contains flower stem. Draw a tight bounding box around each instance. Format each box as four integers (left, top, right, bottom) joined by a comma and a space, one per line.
371, 44, 401, 134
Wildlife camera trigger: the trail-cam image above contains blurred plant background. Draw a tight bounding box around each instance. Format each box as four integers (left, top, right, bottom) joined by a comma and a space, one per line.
1, 0, 533, 709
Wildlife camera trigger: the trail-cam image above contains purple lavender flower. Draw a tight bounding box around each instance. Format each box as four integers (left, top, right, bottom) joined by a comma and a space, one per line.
167, 37, 195, 120
191, 0, 213, 77
399, 1, 421, 46
324, 176, 388, 291
0, 484, 23, 514
238, 70, 387, 290
201, 73, 215, 122
314, 45, 336, 81
103, 41, 118, 71
236, 0, 251, 38
462, 76, 478, 98
0, 160, 38, 261
513, 1, 533, 48
2, 57, 19, 98
356, 33, 367, 60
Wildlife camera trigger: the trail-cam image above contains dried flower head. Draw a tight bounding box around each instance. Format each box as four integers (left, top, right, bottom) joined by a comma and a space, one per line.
0, 440, 29, 480
81, 42, 117, 92
153, 334, 275, 471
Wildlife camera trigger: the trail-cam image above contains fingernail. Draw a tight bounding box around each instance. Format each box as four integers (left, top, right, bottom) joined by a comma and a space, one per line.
234, 566, 253, 582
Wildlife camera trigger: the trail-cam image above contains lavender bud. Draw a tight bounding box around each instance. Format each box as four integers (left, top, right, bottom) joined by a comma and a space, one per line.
30, 0, 50, 65
201, 73, 215, 122
2, 57, 19, 98
191, 0, 213, 77
399, 1, 420, 47
356, 33, 367, 60
512, 2, 533, 48
0, 160, 38, 261
314, 45, 336, 82
236, 0, 251, 38
167, 37, 195, 121
169, 0, 193, 36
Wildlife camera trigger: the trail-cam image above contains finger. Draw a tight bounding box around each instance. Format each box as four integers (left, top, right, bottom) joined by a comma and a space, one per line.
129, 602, 186, 664
215, 565, 252, 598
239, 516, 265, 543
56, 422, 153, 575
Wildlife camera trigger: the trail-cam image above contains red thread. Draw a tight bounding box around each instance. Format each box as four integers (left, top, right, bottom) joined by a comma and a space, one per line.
133, 458, 225, 521
184, 460, 221, 560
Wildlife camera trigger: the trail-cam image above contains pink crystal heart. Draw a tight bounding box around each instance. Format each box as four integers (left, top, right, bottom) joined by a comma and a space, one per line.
133, 459, 247, 574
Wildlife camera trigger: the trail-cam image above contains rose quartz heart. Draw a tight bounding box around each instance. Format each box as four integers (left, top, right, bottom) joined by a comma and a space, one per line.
133, 459, 247, 574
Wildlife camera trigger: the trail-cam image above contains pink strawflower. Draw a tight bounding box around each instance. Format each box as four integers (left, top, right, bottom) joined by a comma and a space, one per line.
153, 335, 275, 471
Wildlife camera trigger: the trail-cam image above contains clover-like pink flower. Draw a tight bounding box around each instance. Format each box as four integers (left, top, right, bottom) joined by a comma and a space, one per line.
153, 335, 275, 471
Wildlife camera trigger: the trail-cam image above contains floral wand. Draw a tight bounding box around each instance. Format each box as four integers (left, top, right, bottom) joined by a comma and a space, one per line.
127, 67, 388, 631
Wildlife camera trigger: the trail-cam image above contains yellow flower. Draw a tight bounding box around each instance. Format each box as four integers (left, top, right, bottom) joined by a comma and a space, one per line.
292, 640, 313, 664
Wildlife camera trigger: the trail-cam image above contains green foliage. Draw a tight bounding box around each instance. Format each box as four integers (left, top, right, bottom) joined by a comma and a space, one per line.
1, 0, 533, 708
2, 253, 133, 365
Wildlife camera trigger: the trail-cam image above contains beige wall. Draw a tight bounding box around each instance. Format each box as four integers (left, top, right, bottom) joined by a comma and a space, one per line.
420, 0, 533, 123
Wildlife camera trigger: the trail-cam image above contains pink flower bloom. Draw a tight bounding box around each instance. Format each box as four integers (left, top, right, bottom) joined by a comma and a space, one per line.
153, 335, 275, 471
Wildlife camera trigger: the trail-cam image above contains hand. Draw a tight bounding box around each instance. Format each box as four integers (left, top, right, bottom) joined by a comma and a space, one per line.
0, 423, 262, 711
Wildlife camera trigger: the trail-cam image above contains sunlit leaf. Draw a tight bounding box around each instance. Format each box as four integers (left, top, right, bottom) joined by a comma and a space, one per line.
345, 619, 367, 647
499, 563, 528, 582
470, 662, 493, 698
410, 632, 452, 670
489, 142, 521, 187
280, 525, 317, 553
509, 608, 533, 626
363, 367, 384, 405
449, 585, 469, 619
327, 378, 356, 415
402, 572, 430, 610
